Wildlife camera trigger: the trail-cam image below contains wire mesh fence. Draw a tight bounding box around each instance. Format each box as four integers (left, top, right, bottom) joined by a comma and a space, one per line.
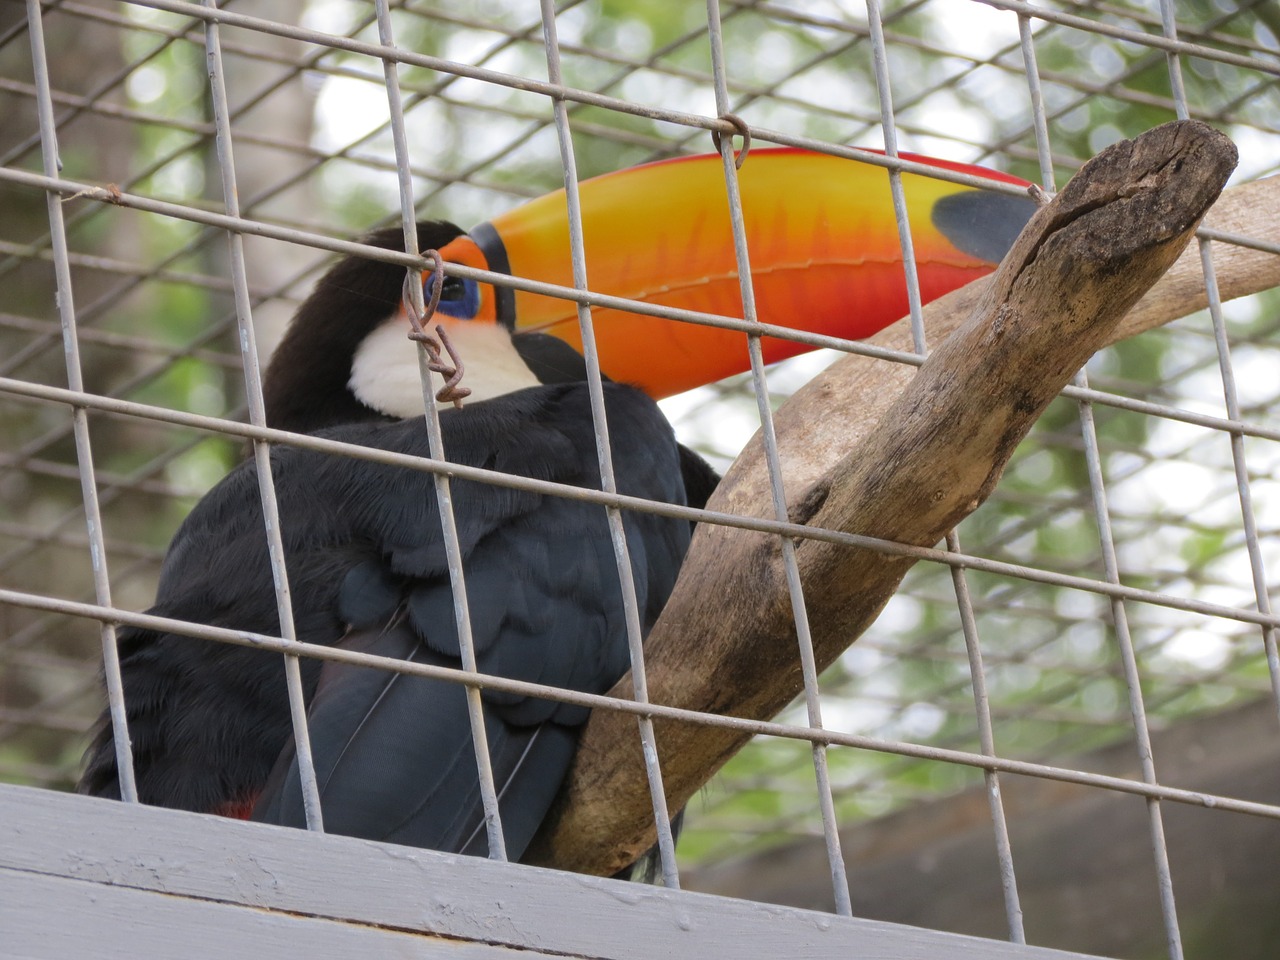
1, 1, 1278, 958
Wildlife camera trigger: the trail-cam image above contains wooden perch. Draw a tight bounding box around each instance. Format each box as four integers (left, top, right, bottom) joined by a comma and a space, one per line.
526, 120, 1241, 875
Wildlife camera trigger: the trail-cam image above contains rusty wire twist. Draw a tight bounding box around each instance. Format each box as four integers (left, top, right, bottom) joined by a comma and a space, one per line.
402, 251, 471, 408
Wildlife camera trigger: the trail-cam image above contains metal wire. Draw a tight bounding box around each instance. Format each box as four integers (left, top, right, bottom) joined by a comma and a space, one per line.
1074, 367, 1186, 958
5, 373, 1278, 634
374, 0, 509, 860
864, 0, 1025, 939
22, 0, 136, 805
2, 1, 1278, 953
1199, 241, 1280, 725
201, 0, 324, 831
705, 0, 853, 914
978, 0, 1280, 75
6, 582, 1279, 826
539, 0, 683, 887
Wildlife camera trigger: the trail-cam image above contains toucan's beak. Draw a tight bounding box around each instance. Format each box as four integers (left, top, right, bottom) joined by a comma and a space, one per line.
437, 147, 1035, 399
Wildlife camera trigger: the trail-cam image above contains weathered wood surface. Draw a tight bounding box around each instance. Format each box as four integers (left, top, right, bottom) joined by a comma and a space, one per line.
528, 120, 1241, 874
3, 869, 540, 960
0, 785, 1106, 960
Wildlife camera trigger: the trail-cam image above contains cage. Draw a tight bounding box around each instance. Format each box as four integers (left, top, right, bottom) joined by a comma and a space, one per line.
1, 1, 1278, 958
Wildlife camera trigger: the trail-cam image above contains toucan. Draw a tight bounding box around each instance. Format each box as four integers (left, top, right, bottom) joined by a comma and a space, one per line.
79, 148, 1034, 866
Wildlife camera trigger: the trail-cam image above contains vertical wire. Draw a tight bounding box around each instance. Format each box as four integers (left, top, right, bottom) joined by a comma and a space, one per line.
1162, 0, 1280, 711
537, 0, 682, 888
864, 0, 926, 352
1166, 0, 1280, 737
1012, 16, 1063, 931
372, 0, 507, 861
1017, 10, 1055, 190
24, 0, 137, 804
1159, 0, 1277, 725
1073, 375, 1184, 960
1069, 5, 1209, 955
705, 0, 851, 916
865, 0, 1024, 940
201, 0, 324, 832
1197, 241, 1280, 725
948, 556, 1025, 942
1070, 10, 1187, 944
1156, 0, 1191, 121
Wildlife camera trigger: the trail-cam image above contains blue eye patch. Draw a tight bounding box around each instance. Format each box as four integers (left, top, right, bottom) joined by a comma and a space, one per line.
432, 275, 481, 319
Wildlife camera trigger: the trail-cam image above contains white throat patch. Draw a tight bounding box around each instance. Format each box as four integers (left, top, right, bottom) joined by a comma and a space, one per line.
349, 317, 542, 418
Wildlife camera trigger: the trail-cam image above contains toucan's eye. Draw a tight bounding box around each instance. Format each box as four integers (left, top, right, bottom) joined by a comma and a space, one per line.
432, 275, 481, 320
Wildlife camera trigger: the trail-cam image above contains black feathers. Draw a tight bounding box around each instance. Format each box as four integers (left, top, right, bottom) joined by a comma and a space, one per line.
81, 382, 695, 861
262, 222, 465, 434
80, 219, 720, 867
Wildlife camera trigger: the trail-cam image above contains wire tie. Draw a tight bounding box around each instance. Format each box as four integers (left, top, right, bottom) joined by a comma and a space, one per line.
1028, 183, 1054, 206
711, 113, 752, 170
403, 255, 471, 408
62, 183, 123, 205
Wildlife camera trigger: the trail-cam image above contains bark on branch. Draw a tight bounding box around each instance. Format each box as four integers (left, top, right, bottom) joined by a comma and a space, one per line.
527, 120, 1243, 875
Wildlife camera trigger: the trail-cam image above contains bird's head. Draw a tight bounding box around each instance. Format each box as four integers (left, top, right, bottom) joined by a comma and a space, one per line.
263, 221, 544, 434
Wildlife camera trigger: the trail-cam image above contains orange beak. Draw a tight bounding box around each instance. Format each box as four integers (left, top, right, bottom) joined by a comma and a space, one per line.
436, 147, 1034, 399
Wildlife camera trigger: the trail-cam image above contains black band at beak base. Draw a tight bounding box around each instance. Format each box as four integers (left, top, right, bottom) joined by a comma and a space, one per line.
469, 221, 517, 330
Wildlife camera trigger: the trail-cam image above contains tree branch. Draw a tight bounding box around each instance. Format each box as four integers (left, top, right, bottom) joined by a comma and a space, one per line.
527, 120, 1242, 875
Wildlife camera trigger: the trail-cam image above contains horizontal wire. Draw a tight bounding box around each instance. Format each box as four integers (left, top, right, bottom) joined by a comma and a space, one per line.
3, 166, 1276, 445
0, 231, 265, 298
0, 311, 242, 370
974, 0, 1280, 76
101, 0, 1039, 196
3, 374, 1278, 633
15, 0, 1059, 174
3, 584, 1278, 824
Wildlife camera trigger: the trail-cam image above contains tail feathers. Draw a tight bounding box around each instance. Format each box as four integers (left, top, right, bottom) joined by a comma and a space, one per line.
252, 618, 582, 862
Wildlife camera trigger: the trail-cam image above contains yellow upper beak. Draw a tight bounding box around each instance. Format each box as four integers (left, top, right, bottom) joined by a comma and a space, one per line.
437, 148, 1034, 399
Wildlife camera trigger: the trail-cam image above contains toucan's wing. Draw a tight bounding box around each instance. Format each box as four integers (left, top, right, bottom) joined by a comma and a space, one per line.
512, 331, 722, 517
249, 615, 581, 856
249, 554, 598, 858
78, 404, 558, 815
250, 382, 690, 859
81, 380, 689, 855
